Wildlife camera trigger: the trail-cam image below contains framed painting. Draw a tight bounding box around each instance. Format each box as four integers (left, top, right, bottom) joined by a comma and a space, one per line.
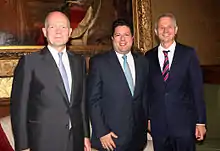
0, 0, 152, 50
0, 0, 153, 110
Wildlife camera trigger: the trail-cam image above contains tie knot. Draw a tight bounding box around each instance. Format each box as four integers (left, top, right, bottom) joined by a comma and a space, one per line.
163, 50, 169, 56
58, 52, 63, 59
122, 55, 127, 61
163, 50, 169, 54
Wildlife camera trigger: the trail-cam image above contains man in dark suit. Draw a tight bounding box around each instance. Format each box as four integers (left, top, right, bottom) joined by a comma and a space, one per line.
87, 19, 149, 151
10, 11, 91, 151
145, 13, 207, 151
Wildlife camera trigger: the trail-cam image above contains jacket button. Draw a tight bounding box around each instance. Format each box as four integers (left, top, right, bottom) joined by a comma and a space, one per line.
66, 124, 69, 129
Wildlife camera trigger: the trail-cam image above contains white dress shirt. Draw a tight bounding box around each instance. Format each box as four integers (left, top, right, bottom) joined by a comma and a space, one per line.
115, 51, 136, 86
48, 45, 73, 128
158, 41, 176, 71
47, 45, 72, 92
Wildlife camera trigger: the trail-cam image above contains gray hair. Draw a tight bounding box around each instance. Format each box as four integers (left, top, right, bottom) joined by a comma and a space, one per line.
155, 13, 177, 30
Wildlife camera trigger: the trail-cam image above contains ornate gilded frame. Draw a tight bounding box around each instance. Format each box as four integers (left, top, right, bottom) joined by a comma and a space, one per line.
0, 0, 153, 106
133, 0, 153, 53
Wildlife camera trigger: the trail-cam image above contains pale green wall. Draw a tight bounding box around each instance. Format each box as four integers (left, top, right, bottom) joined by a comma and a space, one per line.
204, 84, 220, 139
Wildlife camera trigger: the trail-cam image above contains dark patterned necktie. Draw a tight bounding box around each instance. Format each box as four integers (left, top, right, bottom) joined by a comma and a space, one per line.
162, 51, 170, 82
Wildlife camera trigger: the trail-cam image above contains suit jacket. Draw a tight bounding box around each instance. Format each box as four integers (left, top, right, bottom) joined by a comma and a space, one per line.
10, 47, 89, 151
145, 43, 206, 140
87, 50, 149, 151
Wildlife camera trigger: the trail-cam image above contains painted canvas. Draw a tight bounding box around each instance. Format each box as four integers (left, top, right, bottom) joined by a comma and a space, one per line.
0, 0, 132, 46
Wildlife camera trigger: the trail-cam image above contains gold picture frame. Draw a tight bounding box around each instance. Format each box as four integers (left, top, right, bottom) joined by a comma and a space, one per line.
0, 0, 153, 106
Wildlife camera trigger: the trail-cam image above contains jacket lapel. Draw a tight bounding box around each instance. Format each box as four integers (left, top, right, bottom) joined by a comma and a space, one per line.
132, 53, 141, 97
108, 51, 133, 96
167, 43, 182, 84
67, 51, 78, 106
108, 50, 125, 77
40, 47, 70, 106
152, 47, 165, 84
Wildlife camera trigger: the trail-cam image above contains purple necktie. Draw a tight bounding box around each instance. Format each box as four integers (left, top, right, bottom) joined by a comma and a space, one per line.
162, 50, 170, 82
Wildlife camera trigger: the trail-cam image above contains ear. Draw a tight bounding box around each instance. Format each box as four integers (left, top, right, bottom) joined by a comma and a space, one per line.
42, 28, 47, 37
111, 36, 114, 40
175, 26, 178, 34
68, 28, 72, 37
154, 29, 158, 35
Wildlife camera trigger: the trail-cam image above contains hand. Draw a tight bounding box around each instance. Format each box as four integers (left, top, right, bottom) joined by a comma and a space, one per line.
195, 125, 206, 141
84, 137, 91, 151
148, 120, 151, 132
22, 149, 30, 151
100, 132, 118, 150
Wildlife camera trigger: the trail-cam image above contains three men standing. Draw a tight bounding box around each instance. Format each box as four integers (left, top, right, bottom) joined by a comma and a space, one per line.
10, 9, 206, 151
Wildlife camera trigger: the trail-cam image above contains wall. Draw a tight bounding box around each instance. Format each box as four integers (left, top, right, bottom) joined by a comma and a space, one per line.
204, 84, 220, 139
151, 0, 220, 65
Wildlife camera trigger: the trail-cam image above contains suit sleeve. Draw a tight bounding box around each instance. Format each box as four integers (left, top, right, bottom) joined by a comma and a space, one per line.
142, 57, 150, 121
81, 57, 90, 138
189, 49, 206, 124
144, 52, 151, 121
87, 57, 109, 138
10, 56, 32, 150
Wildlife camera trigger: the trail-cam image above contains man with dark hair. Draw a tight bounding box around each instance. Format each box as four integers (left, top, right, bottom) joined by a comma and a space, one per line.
87, 18, 149, 151
145, 13, 206, 151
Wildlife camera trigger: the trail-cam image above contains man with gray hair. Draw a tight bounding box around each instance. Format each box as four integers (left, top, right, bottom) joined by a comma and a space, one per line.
145, 13, 206, 151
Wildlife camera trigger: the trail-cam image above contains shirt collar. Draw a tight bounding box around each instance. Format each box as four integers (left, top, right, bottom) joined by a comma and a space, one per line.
158, 41, 176, 53
47, 45, 67, 55
115, 51, 132, 59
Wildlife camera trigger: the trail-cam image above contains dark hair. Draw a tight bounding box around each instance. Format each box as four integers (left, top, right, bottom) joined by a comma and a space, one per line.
111, 18, 133, 36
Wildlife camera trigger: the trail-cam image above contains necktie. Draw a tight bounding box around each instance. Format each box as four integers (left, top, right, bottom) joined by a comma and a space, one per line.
58, 52, 71, 100
162, 50, 170, 82
122, 55, 134, 96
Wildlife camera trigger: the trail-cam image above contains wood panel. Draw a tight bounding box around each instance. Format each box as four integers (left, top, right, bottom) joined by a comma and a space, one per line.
0, 106, 10, 118
202, 65, 220, 84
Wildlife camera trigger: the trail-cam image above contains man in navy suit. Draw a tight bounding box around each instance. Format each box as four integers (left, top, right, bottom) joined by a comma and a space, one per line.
87, 19, 149, 151
145, 13, 207, 151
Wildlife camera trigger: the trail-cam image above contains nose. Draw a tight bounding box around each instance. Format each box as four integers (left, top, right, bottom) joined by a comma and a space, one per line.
163, 27, 169, 33
120, 35, 125, 41
55, 27, 62, 33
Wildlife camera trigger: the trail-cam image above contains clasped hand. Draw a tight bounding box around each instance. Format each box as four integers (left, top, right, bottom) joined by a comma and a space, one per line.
100, 132, 118, 151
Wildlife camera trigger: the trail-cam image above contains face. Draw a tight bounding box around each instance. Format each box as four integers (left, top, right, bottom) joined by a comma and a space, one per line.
112, 25, 133, 54
42, 12, 72, 51
155, 16, 177, 46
